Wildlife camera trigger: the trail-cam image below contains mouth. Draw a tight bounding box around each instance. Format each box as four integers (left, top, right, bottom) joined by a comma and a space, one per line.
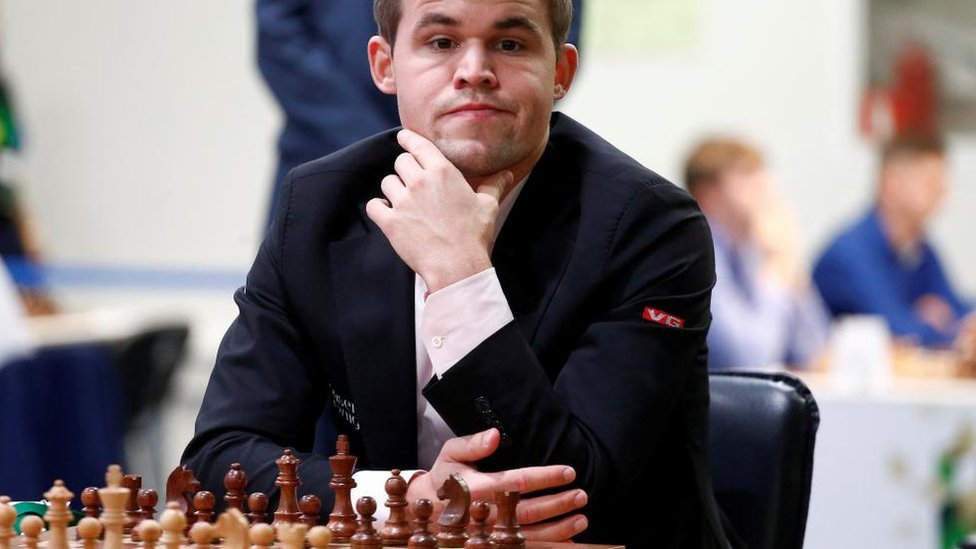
445, 103, 507, 118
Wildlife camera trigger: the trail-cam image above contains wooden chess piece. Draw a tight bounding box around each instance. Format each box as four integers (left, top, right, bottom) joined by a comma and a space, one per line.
76, 517, 103, 549
248, 522, 275, 549
0, 496, 17, 549
193, 491, 216, 524
327, 435, 357, 542
436, 473, 470, 547
275, 522, 308, 549
464, 501, 490, 549
137, 520, 163, 549
299, 494, 322, 527
190, 521, 215, 549
307, 525, 332, 549
488, 492, 525, 549
273, 449, 302, 526
165, 465, 201, 525
381, 469, 410, 546
215, 508, 251, 549
224, 463, 249, 512
81, 487, 101, 518
139, 489, 160, 522
247, 492, 269, 524
43, 479, 74, 549
407, 499, 436, 549
160, 501, 187, 549
123, 474, 143, 533
350, 497, 381, 549
19, 514, 44, 549
100, 465, 131, 549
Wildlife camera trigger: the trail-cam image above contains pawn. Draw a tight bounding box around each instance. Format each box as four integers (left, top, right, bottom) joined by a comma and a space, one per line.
299, 495, 321, 527
139, 489, 160, 522
193, 491, 216, 525
247, 492, 269, 524
407, 499, 436, 549
76, 517, 103, 549
190, 521, 215, 549
136, 520, 163, 549
81, 487, 101, 518
307, 525, 332, 549
160, 501, 187, 549
0, 496, 16, 549
464, 501, 491, 549
350, 497, 380, 549
19, 515, 44, 549
248, 523, 275, 549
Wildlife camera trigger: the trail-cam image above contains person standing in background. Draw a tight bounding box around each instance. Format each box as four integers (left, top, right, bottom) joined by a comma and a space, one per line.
256, 0, 583, 228
685, 137, 829, 370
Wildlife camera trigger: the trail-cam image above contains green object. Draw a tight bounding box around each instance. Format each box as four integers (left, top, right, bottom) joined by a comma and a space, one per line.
0, 79, 20, 150
10, 501, 84, 535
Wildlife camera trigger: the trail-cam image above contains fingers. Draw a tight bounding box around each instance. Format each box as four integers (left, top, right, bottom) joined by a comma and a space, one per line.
476, 170, 514, 203
516, 489, 587, 526
379, 174, 407, 205
397, 129, 444, 169
365, 197, 392, 224
439, 428, 501, 464
489, 465, 576, 495
520, 513, 588, 542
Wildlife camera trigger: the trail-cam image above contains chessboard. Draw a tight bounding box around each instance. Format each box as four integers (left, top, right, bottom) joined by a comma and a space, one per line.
0, 436, 624, 549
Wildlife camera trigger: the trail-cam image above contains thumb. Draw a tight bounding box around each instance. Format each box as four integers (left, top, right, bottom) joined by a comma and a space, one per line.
441, 428, 501, 464
476, 171, 514, 203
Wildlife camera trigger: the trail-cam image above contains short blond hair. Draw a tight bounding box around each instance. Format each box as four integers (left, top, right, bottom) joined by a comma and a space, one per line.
684, 138, 764, 195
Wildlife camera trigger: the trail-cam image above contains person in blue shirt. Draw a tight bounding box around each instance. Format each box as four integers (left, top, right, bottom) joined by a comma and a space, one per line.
685, 137, 829, 370
814, 134, 975, 356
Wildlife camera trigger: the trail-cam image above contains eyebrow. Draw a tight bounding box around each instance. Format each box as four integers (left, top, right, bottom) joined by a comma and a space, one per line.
493, 15, 541, 35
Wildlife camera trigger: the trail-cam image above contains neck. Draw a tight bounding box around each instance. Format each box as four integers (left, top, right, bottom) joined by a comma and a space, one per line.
877, 204, 922, 254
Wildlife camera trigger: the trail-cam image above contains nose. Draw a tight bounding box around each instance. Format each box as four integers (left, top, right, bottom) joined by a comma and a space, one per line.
453, 44, 498, 89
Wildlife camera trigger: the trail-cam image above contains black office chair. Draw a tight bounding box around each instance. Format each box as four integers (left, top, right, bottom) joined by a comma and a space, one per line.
708, 371, 820, 549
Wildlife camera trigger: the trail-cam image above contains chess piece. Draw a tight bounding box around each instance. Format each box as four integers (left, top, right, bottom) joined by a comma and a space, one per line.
19, 514, 44, 549
137, 520, 163, 549
215, 508, 251, 549
407, 499, 436, 549
307, 526, 332, 549
248, 523, 275, 549
273, 449, 302, 526
81, 487, 101, 518
350, 497, 381, 549
76, 517, 103, 549
247, 492, 269, 524
190, 521, 215, 549
160, 501, 187, 549
123, 474, 143, 533
224, 463, 248, 512
275, 521, 308, 549
139, 489, 160, 522
327, 435, 357, 542
299, 495, 322, 527
100, 465, 131, 549
165, 465, 201, 524
43, 480, 74, 549
464, 501, 490, 549
436, 473, 470, 547
381, 470, 410, 546
488, 492, 525, 549
0, 496, 17, 549
193, 491, 216, 524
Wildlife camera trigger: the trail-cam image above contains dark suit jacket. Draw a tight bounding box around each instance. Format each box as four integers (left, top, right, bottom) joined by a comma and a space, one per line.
183, 113, 729, 548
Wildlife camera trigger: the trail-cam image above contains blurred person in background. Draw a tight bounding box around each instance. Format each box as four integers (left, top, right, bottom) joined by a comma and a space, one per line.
814, 134, 975, 362
0, 256, 34, 367
685, 137, 829, 370
256, 0, 582, 228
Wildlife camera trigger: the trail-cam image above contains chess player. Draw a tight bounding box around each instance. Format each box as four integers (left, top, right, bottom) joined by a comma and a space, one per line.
184, 1, 735, 546
813, 134, 975, 358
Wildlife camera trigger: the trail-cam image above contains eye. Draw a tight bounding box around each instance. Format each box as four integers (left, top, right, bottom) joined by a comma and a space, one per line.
429, 37, 456, 51
497, 39, 522, 52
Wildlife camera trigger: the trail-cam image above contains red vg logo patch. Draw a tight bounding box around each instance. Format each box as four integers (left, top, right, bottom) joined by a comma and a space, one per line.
642, 307, 685, 328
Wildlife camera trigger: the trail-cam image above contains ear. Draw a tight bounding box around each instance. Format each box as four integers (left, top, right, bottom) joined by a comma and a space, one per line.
368, 36, 397, 95
553, 44, 579, 100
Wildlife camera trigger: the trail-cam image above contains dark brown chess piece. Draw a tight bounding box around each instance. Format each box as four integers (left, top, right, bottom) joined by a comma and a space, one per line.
122, 474, 143, 534
247, 492, 269, 524
299, 495, 322, 527
327, 435, 358, 542
407, 499, 436, 549
81, 487, 101, 518
165, 465, 201, 525
273, 449, 302, 526
350, 497, 381, 549
380, 470, 410, 546
464, 501, 490, 549
489, 492, 525, 549
193, 491, 215, 524
436, 473, 470, 547
138, 489, 159, 523
224, 463, 248, 512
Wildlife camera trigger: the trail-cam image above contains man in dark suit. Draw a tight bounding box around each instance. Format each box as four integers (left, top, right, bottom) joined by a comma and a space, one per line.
184, 1, 731, 546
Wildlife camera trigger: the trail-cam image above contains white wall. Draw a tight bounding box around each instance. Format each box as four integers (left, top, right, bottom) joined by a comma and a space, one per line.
1, 0, 973, 294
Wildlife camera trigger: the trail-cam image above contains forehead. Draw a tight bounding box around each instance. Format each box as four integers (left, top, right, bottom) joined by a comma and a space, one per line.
399, 0, 550, 31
